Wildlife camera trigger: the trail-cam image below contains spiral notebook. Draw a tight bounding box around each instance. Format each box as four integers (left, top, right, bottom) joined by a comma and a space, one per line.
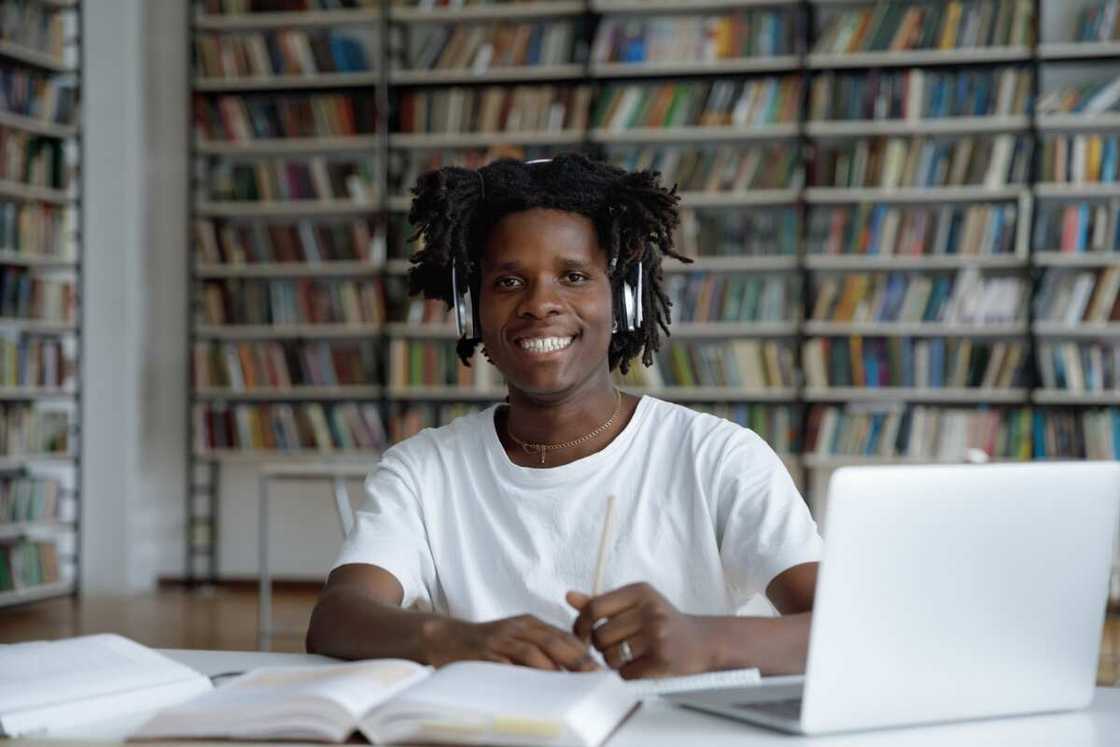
626, 667, 761, 697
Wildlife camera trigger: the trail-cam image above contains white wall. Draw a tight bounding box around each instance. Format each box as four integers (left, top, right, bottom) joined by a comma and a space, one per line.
82, 0, 190, 592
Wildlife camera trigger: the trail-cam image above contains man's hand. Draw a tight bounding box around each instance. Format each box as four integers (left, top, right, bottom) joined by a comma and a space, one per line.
567, 583, 714, 679
420, 614, 600, 672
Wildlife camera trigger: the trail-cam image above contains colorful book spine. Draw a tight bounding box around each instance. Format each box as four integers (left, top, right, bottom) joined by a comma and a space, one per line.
193, 402, 387, 452
198, 278, 386, 326
193, 339, 378, 389
808, 203, 1018, 257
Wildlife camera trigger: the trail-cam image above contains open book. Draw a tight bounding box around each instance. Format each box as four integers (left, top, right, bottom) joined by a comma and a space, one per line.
136, 659, 638, 746
0, 634, 212, 738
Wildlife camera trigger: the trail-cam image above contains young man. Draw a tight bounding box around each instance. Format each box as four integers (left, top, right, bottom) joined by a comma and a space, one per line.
306, 154, 821, 678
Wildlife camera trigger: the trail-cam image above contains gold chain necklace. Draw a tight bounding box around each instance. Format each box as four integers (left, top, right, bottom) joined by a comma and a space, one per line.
506, 390, 623, 465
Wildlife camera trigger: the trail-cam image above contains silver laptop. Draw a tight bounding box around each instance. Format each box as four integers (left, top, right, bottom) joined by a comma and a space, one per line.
669, 461, 1120, 735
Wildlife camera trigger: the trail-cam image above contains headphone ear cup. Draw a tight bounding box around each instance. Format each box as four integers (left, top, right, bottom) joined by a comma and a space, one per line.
451, 263, 475, 339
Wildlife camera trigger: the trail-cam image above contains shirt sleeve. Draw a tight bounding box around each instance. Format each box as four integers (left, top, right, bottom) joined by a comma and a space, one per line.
715, 429, 822, 607
331, 446, 437, 610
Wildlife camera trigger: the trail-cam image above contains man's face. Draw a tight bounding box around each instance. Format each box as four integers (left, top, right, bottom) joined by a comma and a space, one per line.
478, 208, 613, 398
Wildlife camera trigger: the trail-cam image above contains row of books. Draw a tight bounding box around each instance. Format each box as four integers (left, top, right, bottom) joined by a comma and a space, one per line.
1075, 2, 1120, 43
193, 401, 387, 451
810, 134, 1029, 189
388, 402, 485, 444
1038, 341, 1120, 393
593, 78, 801, 131
808, 67, 1031, 121
1040, 135, 1120, 184
801, 338, 1026, 389
388, 339, 502, 389
401, 22, 573, 71
608, 144, 800, 192
805, 404, 1034, 460
193, 340, 378, 390
813, 0, 1035, 54
200, 0, 375, 13
807, 203, 1019, 258
617, 340, 796, 390
398, 85, 591, 135
0, 477, 60, 523
1038, 75, 1120, 116
194, 218, 378, 265
0, 405, 69, 455
675, 208, 797, 259
665, 273, 796, 324
1032, 201, 1120, 254
0, 2, 66, 59
198, 278, 387, 325
194, 31, 372, 79
208, 157, 376, 202
0, 540, 60, 593
810, 271, 1025, 325
689, 402, 799, 455
0, 66, 77, 127
1047, 409, 1120, 459
0, 202, 73, 259
1034, 268, 1120, 324
0, 130, 64, 190
591, 11, 796, 64
0, 336, 73, 389
194, 94, 377, 143
0, 269, 74, 323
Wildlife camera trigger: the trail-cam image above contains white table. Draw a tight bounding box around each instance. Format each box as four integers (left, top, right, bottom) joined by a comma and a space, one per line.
157, 650, 1120, 747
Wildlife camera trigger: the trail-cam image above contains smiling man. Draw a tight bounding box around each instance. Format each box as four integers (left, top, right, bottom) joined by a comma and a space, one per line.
306, 154, 822, 678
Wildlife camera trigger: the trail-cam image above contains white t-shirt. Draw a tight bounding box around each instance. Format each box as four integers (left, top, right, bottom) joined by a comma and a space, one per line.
333, 396, 822, 628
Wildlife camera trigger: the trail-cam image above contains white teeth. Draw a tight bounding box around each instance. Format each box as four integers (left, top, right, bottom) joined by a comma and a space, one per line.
518, 336, 574, 353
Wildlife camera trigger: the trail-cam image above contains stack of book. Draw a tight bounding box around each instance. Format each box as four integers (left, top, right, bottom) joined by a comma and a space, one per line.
207, 157, 377, 202
616, 340, 796, 392
809, 270, 1025, 325
193, 340, 379, 390
809, 67, 1032, 121
807, 203, 1020, 257
0, 540, 59, 593
812, 0, 1035, 55
1034, 200, 1120, 254
1034, 268, 1120, 324
1037, 341, 1120, 393
197, 278, 386, 326
0, 476, 60, 524
0, 65, 77, 127
397, 85, 591, 136
675, 208, 798, 259
592, 78, 801, 131
1072, 2, 1120, 43
194, 30, 372, 79
193, 402, 387, 452
591, 10, 796, 64
0, 405, 69, 455
398, 21, 577, 71
389, 340, 503, 391
0, 268, 74, 323
0, 335, 73, 388
194, 94, 377, 143
0, 201, 73, 260
666, 273, 796, 324
0, 3, 67, 59
194, 218, 378, 264
806, 404, 1034, 460
801, 337, 1027, 390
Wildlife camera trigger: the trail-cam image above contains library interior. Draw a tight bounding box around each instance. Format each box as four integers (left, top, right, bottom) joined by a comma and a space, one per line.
1, 0, 1120, 744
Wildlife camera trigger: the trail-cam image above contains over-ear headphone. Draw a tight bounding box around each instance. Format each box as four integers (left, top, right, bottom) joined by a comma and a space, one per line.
450, 158, 644, 339
451, 254, 643, 339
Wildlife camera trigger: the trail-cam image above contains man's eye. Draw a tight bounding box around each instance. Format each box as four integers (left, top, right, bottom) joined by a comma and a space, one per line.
496, 277, 522, 289
565, 272, 589, 283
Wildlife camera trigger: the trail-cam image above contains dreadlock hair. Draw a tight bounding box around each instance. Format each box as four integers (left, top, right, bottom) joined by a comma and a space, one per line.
406, 152, 690, 375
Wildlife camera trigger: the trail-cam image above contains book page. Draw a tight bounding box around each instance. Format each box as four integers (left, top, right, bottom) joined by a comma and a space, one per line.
136, 659, 430, 742
0, 634, 206, 714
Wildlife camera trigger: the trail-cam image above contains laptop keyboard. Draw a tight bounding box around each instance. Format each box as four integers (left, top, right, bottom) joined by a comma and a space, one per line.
740, 698, 803, 720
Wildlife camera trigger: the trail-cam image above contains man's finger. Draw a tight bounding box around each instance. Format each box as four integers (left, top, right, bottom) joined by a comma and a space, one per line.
494, 638, 558, 671
591, 607, 643, 652
524, 618, 600, 671
573, 584, 647, 640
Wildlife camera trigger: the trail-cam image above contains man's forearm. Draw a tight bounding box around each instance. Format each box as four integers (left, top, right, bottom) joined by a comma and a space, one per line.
696, 612, 812, 676
305, 584, 449, 662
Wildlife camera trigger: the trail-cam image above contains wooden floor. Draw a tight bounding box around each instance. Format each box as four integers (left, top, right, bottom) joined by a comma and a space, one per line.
2, 588, 1118, 686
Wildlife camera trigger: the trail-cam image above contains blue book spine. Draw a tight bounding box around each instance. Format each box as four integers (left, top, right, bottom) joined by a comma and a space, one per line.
868, 207, 884, 255
1111, 409, 1120, 459
1077, 204, 1091, 251
902, 340, 914, 387
866, 415, 883, 455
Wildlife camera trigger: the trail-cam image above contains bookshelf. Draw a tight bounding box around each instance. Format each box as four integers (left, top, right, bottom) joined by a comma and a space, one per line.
0, 0, 81, 608
188, 0, 386, 581
187, 0, 1120, 602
